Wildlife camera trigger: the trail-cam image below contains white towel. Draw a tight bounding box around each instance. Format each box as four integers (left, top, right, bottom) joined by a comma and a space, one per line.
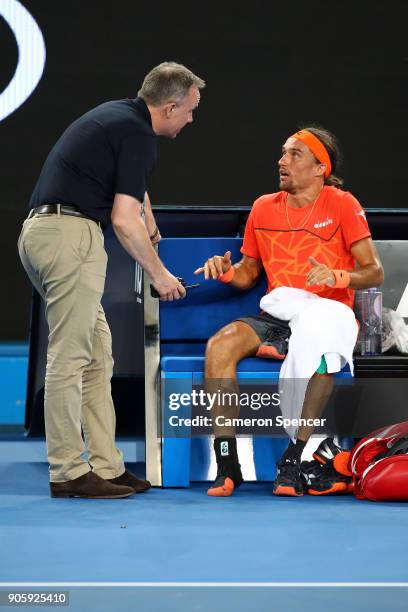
260, 287, 358, 438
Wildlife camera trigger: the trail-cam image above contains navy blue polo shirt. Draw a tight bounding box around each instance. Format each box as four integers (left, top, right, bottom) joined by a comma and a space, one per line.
29, 97, 157, 228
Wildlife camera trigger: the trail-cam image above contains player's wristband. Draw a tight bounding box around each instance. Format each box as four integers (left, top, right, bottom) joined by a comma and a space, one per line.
332, 269, 351, 288
218, 266, 235, 284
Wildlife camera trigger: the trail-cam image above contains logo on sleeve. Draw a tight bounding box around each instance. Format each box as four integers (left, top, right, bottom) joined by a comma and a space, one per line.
314, 218, 333, 229
355, 210, 367, 220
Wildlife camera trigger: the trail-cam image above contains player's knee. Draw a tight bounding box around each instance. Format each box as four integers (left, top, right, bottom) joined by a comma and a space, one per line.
206, 333, 227, 361
206, 328, 238, 366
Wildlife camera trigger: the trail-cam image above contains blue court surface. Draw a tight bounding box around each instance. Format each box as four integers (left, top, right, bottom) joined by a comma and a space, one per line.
1, 457, 408, 611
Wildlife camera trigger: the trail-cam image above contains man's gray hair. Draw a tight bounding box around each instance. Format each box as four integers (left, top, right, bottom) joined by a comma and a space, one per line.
138, 62, 205, 106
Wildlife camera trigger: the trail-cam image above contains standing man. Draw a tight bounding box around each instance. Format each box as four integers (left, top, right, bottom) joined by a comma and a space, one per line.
195, 126, 383, 497
18, 62, 205, 498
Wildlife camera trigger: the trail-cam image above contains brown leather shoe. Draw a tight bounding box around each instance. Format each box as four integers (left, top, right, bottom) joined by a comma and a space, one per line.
50, 471, 135, 499
107, 469, 151, 493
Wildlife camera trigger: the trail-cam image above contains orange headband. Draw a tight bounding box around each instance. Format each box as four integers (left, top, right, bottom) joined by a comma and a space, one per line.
291, 130, 332, 177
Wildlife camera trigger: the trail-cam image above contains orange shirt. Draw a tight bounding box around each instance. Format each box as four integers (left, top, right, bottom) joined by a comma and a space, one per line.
241, 186, 371, 309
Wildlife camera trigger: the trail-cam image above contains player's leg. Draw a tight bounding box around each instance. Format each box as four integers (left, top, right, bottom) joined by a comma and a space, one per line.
273, 357, 334, 497
205, 320, 261, 496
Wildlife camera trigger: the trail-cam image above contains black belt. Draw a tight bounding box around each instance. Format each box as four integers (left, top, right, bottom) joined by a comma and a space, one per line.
28, 204, 99, 225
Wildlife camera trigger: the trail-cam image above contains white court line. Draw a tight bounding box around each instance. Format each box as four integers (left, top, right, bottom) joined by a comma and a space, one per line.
1, 582, 408, 588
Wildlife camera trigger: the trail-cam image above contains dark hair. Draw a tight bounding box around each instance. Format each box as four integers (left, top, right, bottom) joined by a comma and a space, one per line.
300, 124, 344, 188
138, 62, 205, 106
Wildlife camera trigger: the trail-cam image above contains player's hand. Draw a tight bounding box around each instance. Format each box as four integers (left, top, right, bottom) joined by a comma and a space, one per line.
194, 251, 232, 280
151, 271, 186, 301
306, 256, 335, 287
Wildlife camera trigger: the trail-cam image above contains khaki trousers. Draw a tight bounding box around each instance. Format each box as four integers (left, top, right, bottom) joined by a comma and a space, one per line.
18, 213, 124, 482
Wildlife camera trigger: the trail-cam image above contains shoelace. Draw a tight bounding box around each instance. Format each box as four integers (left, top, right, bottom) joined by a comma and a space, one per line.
307, 460, 350, 484
278, 458, 301, 480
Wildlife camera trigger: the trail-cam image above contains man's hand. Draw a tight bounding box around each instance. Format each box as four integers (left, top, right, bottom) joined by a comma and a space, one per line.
194, 251, 232, 280
151, 270, 186, 301
306, 256, 335, 287
112, 193, 184, 300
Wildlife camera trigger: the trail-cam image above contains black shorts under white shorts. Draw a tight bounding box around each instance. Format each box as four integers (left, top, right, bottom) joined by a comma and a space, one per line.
235, 312, 291, 343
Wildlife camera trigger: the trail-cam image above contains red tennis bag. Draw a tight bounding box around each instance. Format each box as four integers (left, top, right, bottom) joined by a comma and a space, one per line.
335, 421, 408, 501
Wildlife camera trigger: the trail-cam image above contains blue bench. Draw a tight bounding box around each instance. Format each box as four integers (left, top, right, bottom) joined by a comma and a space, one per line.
158, 238, 351, 486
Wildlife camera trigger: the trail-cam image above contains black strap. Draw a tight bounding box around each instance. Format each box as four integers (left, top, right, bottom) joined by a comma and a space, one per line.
373, 436, 408, 463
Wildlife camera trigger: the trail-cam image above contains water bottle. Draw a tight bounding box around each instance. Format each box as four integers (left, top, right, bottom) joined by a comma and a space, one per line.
360, 288, 382, 356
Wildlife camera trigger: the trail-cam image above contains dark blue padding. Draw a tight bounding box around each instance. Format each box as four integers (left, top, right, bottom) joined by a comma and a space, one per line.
159, 238, 267, 341
161, 343, 207, 356
0, 343, 29, 356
